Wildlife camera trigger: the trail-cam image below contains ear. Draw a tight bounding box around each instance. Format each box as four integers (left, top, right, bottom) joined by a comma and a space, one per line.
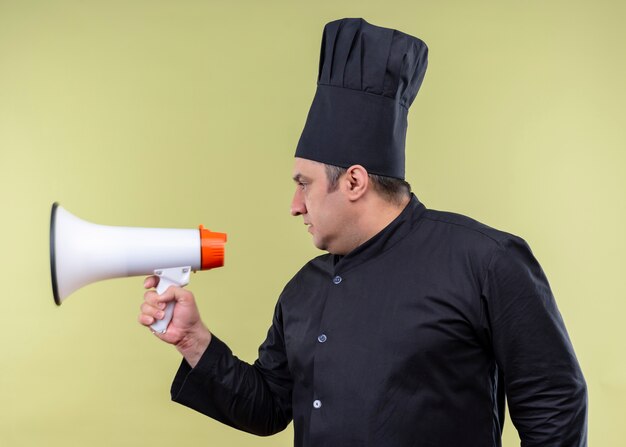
343, 165, 369, 202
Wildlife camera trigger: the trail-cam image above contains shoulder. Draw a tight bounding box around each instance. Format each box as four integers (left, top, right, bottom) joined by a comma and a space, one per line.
418, 208, 544, 295
416, 208, 534, 270
421, 208, 518, 246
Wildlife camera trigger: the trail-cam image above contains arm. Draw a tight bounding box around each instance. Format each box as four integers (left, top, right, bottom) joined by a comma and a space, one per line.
139, 276, 293, 436
482, 238, 587, 446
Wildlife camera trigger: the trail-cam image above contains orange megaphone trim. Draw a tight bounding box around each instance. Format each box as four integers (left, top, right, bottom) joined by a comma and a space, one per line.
198, 225, 227, 270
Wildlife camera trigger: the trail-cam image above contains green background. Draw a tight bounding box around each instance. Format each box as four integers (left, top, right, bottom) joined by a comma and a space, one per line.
1, 1, 624, 445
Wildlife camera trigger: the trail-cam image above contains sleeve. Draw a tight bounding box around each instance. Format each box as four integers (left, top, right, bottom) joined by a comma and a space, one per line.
170, 300, 293, 436
482, 237, 587, 447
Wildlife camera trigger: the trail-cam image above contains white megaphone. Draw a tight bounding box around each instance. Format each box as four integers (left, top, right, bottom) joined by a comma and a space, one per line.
49, 202, 227, 333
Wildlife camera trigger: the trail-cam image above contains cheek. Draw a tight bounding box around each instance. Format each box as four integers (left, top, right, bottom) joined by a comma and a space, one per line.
318, 197, 343, 229
303, 190, 318, 213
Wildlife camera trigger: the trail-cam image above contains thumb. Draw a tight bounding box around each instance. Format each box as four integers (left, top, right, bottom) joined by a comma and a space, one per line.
155, 285, 196, 311
167, 285, 195, 304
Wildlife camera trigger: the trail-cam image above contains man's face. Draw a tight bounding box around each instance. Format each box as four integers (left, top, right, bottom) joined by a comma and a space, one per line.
291, 157, 351, 254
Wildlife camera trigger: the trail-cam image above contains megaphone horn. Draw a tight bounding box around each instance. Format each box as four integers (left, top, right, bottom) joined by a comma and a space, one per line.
49, 202, 226, 333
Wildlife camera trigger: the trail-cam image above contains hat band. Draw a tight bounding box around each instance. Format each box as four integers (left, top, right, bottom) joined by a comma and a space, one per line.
295, 85, 407, 179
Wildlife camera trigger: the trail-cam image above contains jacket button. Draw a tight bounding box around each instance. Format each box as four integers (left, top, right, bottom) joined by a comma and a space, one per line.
333, 275, 342, 284
313, 399, 322, 409
317, 334, 327, 343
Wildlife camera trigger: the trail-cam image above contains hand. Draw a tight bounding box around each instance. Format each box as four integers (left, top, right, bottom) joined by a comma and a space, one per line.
139, 275, 212, 367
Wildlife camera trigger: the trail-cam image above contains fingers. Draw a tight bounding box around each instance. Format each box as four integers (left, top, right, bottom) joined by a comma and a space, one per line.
138, 312, 158, 327
138, 284, 195, 328
138, 288, 167, 327
139, 300, 164, 324
144, 288, 168, 308
153, 285, 195, 307
143, 275, 160, 289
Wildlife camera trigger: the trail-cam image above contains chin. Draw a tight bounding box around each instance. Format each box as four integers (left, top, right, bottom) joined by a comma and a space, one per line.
313, 240, 327, 251
314, 240, 345, 255
312, 236, 329, 252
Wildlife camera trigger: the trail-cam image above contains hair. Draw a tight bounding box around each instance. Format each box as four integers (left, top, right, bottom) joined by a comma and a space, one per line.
324, 164, 412, 205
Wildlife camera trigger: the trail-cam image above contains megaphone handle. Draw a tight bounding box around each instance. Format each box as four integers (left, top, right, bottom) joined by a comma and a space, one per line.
150, 266, 192, 334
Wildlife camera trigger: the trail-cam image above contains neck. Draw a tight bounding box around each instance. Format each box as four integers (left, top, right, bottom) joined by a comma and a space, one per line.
342, 194, 410, 254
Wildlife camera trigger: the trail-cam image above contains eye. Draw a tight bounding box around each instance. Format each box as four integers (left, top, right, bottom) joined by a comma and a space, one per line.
298, 182, 307, 190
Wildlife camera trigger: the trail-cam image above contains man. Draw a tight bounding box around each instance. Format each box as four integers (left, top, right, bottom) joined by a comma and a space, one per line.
139, 18, 587, 446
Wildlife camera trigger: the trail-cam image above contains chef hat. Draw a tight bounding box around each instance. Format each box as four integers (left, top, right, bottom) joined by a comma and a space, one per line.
295, 18, 428, 180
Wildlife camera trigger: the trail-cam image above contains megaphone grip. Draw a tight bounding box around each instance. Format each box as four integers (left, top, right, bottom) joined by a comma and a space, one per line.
150, 266, 191, 333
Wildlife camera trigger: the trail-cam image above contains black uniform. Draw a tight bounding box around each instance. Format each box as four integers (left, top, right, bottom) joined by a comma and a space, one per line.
171, 195, 587, 446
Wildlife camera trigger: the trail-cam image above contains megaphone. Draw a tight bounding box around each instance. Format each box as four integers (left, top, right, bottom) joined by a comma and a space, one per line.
49, 202, 226, 333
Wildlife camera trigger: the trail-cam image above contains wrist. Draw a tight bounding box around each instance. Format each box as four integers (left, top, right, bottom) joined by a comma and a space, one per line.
176, 324, 212, 368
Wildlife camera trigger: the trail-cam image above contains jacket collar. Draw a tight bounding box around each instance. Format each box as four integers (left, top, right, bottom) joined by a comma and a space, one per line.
326, 193, 426, 275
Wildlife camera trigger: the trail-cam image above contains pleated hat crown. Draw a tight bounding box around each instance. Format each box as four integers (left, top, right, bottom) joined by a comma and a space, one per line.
295, 18, 428, 179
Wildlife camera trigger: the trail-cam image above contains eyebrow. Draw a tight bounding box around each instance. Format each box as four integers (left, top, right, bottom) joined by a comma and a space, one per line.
292, 173, 309, 183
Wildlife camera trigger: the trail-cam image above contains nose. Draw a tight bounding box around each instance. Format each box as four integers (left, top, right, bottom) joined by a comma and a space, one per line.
290, 188, 306, 216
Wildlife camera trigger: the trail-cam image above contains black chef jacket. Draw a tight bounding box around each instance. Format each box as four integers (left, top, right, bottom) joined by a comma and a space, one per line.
171, 195, 587, 447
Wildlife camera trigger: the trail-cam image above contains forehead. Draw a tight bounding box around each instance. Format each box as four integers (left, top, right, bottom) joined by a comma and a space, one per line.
292, 157, 326, 179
